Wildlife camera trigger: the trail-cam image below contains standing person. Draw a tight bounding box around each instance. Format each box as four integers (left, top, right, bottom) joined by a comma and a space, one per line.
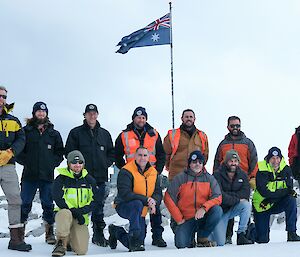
163, 109, 209, 181
65, 104, 114, 247
52, 150, 97, 256
252, 147, 300, 243
288, 126, 300, 186
108, 147, 162, 252
213, 115, 258, 243
211, 150, 253, 246
114, 106, 166, 247
16, 102, 64, 245
0, 86, 31, 251
164, 150, 222, 248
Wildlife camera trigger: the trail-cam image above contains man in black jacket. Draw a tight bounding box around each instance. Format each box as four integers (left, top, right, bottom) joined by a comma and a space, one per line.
211, 150, 253, 246
17, 102, 64, 245
65, 104, 114, 247
115, 106, 166, 247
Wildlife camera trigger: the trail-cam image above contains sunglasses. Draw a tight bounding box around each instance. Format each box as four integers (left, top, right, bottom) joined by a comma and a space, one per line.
0, 95, 7, 99
137, 154, 148, 157
70, 160, 84, 165
229, 124, 241, 129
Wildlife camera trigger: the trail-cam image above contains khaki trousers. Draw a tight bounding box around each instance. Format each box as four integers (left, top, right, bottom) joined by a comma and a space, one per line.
55, 209, 89, 255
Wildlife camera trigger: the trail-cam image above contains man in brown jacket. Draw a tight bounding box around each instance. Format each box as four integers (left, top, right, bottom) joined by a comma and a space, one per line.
163, 109, 209, 181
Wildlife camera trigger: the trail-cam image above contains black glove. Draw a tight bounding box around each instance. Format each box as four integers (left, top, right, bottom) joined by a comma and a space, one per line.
70, 208, 85, 225
259, 199, 270, 210
289, 189, 298, 198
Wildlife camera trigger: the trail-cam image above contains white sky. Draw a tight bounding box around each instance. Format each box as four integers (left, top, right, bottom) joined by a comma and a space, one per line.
1, 0, 300, 170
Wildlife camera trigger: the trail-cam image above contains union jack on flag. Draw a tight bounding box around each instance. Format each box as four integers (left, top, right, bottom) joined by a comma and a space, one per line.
116, 13, 171, 54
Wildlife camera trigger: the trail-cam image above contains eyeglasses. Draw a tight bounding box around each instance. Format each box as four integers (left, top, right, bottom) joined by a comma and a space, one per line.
70, 160, 84, 165
229, 124, 241, 129
0, 95, 7, 99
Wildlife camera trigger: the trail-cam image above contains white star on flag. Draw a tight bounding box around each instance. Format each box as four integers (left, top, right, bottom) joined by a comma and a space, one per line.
151, 33, 160, 42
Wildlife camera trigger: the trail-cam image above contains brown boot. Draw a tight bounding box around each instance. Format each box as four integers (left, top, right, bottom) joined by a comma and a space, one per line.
52, 237, 67, 256
45, 223, 56, 245
196, 237, 216, 247
8, 225, 32, 251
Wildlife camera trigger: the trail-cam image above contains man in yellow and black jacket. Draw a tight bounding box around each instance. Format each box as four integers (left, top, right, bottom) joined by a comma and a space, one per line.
108, 146, 162, 252
52, 150, 97, 256
253, 147, 300, 243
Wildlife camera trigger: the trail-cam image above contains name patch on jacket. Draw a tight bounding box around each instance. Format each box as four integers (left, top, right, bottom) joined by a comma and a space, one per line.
100, 146, 105, 151
48, 145, 52, 149
238, 179, 244, 183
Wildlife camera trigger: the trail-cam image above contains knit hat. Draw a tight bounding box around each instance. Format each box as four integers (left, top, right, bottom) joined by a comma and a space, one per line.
67, 150, 85, 165
32, 102, 48, 115
265, 147, 283, 163
132, 106, 148, 120
188, 150, 205, 165
84, 104, 98, 114
224, 150, 241, 163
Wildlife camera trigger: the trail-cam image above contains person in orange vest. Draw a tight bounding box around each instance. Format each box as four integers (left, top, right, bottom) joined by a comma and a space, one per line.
108, 147, 162, 252
163, 109, 209, 181
115, 106, 166, 247
213, 115, 258, 244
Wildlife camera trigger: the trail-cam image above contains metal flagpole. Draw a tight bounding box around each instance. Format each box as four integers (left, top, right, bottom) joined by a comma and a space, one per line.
169, 2, 175, 129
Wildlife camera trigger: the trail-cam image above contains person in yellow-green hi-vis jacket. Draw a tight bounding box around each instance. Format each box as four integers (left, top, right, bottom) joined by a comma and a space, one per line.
52, 150, 97, 256
252, 147, 300, 243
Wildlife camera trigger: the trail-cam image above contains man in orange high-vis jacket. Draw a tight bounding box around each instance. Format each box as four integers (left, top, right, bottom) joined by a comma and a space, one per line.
115, 106, 166, 247
108, 147, 162, 252
163, 109, 209, 181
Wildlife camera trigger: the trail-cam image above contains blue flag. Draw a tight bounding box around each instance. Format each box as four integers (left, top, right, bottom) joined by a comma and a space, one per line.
116, 13, 171, 54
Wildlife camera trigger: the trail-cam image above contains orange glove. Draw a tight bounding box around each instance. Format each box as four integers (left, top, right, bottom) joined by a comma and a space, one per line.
0, 149, 14, 166
249, 177, 256, 190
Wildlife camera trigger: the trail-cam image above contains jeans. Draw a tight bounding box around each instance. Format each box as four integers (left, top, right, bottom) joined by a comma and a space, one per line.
150, 205, 164, 240
210, 201, 251, 246
91, 182, 108, 227
175, 205, 223, 249
21, 180, 54, 224
115, 200, 146, 249
254, 195, 297, 243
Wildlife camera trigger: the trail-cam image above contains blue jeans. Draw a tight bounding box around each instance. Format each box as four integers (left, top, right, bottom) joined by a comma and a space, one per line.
210, 201, 251, 246
91, 182, 108, 227
21, 180, 54, 224
254, 195, 297, 243
150, 205, 164, 240
175, 205, 223, 249
115, 200, 146, 249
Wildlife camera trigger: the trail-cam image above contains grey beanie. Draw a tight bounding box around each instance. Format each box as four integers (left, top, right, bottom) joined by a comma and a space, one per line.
67, 150, 85, 165
224, 150, 241, 163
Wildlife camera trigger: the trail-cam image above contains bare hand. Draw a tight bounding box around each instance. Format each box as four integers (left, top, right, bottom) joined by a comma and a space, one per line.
177, 219, 185, 225
147, 197, 156, 208
149, 205, 156, 214
195, 208, 206, 220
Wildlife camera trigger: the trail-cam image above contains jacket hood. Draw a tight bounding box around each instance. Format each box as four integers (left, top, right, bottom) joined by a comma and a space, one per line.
56, 167, 89, 179
1, 103, 14, 115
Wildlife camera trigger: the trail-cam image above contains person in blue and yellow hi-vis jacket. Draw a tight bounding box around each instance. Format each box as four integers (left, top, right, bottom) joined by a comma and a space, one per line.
52, 150, 97, 256
253, 147, 300, 243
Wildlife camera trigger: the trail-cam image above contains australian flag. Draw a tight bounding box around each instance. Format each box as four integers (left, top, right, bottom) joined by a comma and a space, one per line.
116, 13, 171, 54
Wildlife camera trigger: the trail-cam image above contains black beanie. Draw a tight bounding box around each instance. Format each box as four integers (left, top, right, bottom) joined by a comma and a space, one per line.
264, 147, 283, 163
132, 106, 148, 120
188, 150, 205, 166
32, 102, 48, 116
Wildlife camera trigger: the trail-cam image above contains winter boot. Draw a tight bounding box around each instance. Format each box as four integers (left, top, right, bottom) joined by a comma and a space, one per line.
237, 232, 254, 245
287, 231, 300, 242
129, 235, 145, 252
225, 236, 232, 244
152, 237, 167, 247
8, 226, 32, 252
92, 222, 108, 247
45, 223, 56, 245
196, 237, 216, 247
108, 224, 118, 249
52, 237, 67, 256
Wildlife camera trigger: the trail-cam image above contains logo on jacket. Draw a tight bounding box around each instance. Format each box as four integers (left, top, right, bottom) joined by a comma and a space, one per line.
238, 179, 243, 183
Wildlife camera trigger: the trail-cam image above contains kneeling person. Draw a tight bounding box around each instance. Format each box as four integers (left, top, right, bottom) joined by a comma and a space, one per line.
211, 150, 253, 246
164, 150, 223, 248
52, 151, 97, 256
109, 147, 162, 252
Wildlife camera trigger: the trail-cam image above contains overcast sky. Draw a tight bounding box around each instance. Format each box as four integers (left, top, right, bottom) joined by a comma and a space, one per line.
1, 0, 299, 170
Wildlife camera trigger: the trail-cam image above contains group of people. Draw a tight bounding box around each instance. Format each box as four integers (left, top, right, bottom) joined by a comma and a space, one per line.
1, 85, 300, 255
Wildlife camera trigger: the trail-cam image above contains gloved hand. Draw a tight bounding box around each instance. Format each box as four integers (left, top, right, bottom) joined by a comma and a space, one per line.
289, 189, 298, 198
70, 208, 85, 225
0, 149, 14, 166
249, 177, 256, 190
259, 199, 270, 210
160, 174, 169, 190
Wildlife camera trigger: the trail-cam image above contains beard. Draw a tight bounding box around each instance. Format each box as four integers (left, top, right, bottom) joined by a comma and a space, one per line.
230, 129, 240, 136
35, 118, 47, 125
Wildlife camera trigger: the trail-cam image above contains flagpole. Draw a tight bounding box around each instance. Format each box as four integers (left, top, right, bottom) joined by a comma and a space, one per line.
169, 2, 175, 129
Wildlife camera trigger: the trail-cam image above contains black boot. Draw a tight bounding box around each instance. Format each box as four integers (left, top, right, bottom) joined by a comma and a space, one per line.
52, 237, 67, 256
237, 232, 254, 245
152, 237, 167, 247
92, 222, 108, 247
129, 235, 145, 252
8, 226, 32, 252
108, 224, 118, 249
287, 231, 300, 242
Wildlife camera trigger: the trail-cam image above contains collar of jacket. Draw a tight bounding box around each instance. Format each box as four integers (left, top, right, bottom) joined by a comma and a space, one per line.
0, 103, 14, 116
185, 167, 205, 177
180, 124, 196, 135
83, 119, 100, 130
57, 167, 88, 179
135, 161, 152, 174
